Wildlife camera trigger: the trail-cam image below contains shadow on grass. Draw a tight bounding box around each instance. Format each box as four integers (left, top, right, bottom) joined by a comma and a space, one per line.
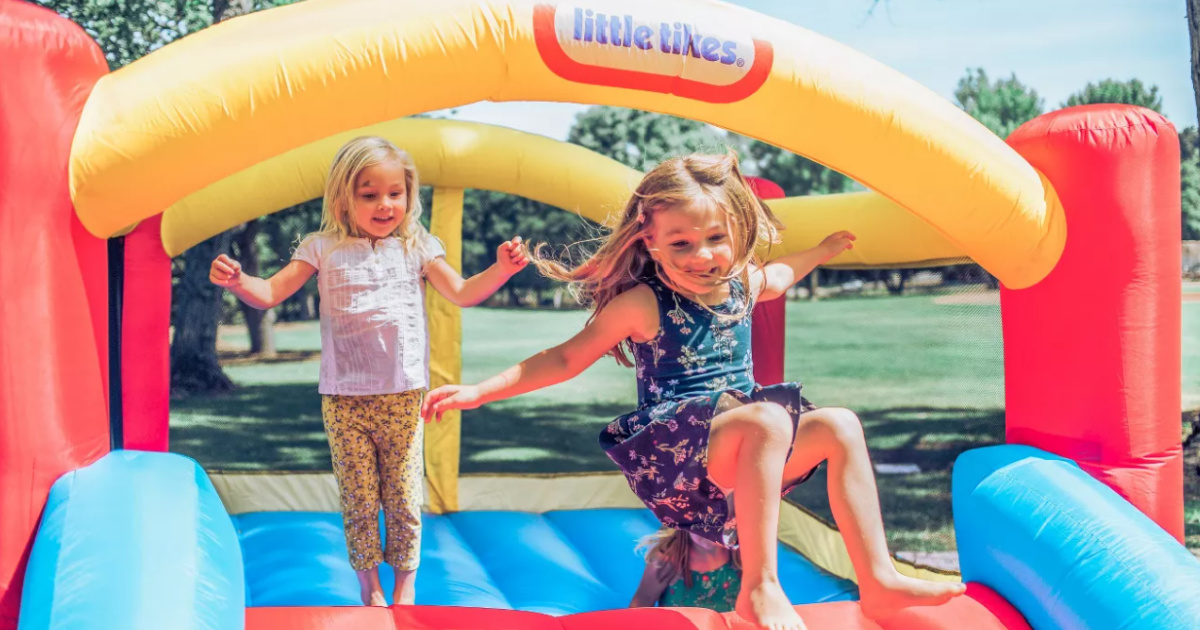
172, 388, 1004, 551
171, 383, 327, 471
459, 401, 629, 474
787, 406, 1005, 551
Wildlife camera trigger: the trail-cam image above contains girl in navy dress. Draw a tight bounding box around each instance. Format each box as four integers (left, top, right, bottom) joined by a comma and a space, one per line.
422, 153, 964, 629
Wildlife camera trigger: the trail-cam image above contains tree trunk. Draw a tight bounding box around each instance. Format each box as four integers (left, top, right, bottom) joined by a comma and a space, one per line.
170, 232, 235, 394
166, 0, 258, 395
1188, 0, 1200, 124
231, 221, 277, 358
885, 269, 910, 295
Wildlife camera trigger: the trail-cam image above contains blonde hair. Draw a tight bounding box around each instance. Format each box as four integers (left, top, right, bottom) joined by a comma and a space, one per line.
314, 136, 432, 258
636, 527, 741, 589
532, 151, 783, 366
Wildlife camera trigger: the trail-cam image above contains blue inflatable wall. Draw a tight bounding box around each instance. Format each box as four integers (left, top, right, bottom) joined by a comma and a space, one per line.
954, 445, 1200, 630
19, 451, 244, 630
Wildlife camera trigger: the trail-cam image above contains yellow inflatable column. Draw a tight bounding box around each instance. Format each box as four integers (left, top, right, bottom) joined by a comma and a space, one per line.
424, 187, 464, 513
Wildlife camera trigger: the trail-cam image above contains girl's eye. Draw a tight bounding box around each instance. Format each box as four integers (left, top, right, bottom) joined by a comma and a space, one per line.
671, 241, 689, 249
390, 192, 404, 198
710, 234, 727, 243
361, 193, 376, 200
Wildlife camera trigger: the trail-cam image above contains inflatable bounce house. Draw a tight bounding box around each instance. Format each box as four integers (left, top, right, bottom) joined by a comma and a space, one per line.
4, 0, 1200, 628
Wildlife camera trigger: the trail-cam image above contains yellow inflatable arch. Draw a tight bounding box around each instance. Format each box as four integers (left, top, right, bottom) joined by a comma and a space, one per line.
70, 0, 1065, 286
66, 0, 1069, 540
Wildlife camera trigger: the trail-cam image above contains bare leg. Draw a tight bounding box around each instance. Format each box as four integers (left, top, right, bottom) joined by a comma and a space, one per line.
779, 407, 965, 619
356, 567, 388, 606
392, 569, 417, 605
707, 401, 807, 630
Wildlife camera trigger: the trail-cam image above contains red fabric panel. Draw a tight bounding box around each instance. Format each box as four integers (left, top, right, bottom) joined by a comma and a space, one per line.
876, 584, 1031, 630
1003, 105, 1183, 539
563, 607, 726, 630
392, 606, 566, 630
247, 606, 399, 630
121, 214, 171, 450
0, 2, 110, 627
744, 176, 787, 386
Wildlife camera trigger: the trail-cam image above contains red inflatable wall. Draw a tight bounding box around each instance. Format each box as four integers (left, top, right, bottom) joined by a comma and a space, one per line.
121, 215, 172, 451
0, 1, 111, 626
746, 176, 788, 387
1003, 105, 1183, 539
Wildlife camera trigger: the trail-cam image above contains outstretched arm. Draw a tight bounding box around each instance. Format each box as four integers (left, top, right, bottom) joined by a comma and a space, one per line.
629, 556, 675, 608
210, 254, 316, 310
425, 237, 529, 307
753, 231, 856, 302
421, 284, 657, 422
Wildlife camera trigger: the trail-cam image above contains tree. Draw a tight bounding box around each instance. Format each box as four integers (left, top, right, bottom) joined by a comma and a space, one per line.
567, 106, 730, 170
168, 0, 258, 393
954, 68, 1045, 139
34, 0, 210, 69
1182, 127, 1200, 241
1186, 1, 1200, 132
740, 139, 855, 196
1063, 78, 1164, 112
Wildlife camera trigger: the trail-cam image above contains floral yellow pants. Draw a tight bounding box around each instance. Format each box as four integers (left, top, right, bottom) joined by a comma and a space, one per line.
322, 389, 424, 571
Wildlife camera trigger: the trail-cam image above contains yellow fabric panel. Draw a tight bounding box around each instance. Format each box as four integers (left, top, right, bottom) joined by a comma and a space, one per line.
424, 187, 464, 514
156, 117, 970, 269
157, 118, 638, 256
70, 0, 1064, 288
777, 501, 959, 584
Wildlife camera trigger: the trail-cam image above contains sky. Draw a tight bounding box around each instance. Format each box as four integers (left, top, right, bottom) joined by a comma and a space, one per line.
432, 0, 1195, 140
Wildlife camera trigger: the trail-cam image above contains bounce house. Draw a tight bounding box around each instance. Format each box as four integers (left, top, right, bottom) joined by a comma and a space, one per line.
4, 0, 1200, 628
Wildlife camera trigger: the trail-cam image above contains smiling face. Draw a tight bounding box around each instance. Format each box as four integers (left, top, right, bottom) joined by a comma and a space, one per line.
644, 198, 735, 297
350, 159, 408, 240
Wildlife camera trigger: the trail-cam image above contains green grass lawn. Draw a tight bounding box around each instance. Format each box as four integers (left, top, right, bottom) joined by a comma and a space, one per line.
173, 287, 1200, 553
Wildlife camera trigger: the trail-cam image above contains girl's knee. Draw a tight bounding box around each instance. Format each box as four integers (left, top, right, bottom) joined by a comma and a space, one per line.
822, 407, 864, 443
743, 402, 793, 442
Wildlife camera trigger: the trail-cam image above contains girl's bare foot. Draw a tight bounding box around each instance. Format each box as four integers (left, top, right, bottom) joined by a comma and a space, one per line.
736, 576, 807, 630
362, 589, 388, 607
859, 572, 966, 619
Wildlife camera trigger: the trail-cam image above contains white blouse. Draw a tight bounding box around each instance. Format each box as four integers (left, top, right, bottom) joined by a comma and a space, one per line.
292, 232, 445, 396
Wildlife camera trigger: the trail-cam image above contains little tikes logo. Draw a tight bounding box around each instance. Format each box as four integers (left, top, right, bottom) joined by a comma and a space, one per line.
533, 2, 773, 103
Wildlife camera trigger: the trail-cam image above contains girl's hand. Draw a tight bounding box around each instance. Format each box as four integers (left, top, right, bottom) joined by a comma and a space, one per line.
819, 230, 856, 262
422, 384, 483, 423
496, 236, 529, 276
210, 254, 243, 288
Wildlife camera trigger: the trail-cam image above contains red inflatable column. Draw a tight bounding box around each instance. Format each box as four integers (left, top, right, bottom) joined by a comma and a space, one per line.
1003, 105, 1183, 539
121, 215, 172, 450
0, 2, 111, 627
746, 176, 787, 386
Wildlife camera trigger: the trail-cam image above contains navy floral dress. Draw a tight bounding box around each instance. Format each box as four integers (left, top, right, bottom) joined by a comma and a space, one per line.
601, 277, 818, 548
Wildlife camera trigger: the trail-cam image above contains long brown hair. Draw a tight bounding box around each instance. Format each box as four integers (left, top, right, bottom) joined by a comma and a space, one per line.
532, 151, 783, 366
637, 527, 742, 589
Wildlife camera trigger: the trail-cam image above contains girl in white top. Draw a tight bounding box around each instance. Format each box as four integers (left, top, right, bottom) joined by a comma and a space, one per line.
209, 136, 527, 607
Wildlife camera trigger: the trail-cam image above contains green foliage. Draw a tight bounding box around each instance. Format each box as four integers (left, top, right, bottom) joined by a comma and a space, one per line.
1064, 78, 1164, 113
954, 68, 1044, 138
742, 139, 856, 196
567, 106, 731, 170
35, 0, 211, 69
1183, 127, 1200, 241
